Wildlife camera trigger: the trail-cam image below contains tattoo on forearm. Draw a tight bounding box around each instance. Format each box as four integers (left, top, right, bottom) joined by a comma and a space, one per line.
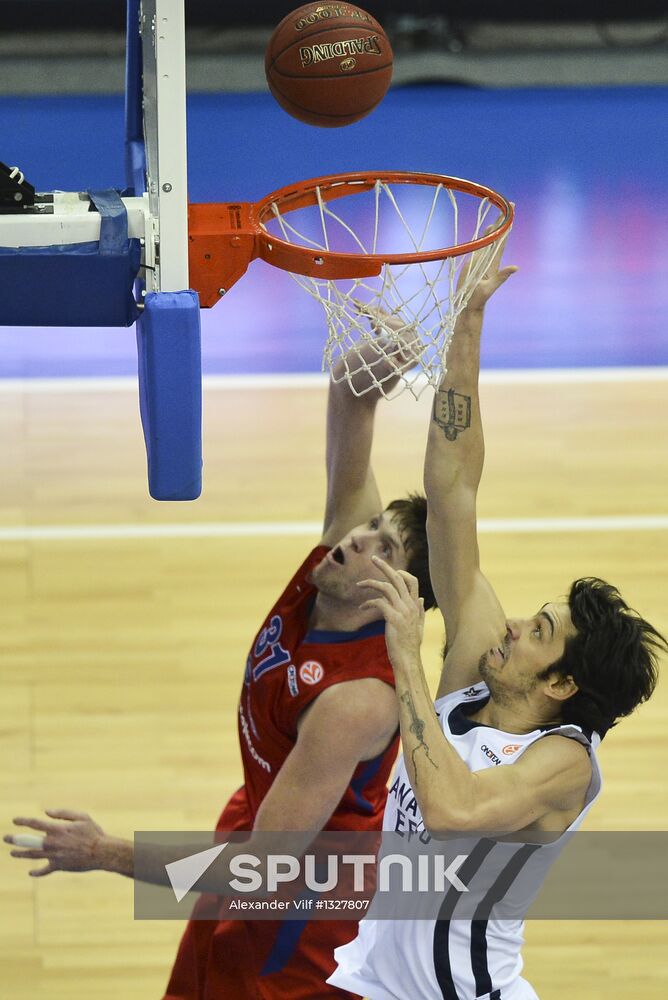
400, 690, 438, 784
432, 388, 471, 441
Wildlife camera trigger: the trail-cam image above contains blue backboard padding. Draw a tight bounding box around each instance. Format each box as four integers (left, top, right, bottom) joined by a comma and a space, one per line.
0, 238, 141, 327
137, 290, 202, 501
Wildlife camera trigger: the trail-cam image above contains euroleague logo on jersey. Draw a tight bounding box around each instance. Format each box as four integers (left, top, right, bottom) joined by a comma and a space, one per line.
299, 660, 325, 685
481, 743, 521, 765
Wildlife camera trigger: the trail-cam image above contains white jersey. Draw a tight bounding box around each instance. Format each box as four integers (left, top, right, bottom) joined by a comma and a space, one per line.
329, 683, 602, 1000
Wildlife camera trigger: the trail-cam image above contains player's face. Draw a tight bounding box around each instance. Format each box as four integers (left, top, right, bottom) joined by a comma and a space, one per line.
478, 602, 577, 697
313, 510, 410, 604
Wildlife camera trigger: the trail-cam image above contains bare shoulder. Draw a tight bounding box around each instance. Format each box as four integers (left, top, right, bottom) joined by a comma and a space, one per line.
518, 733, 593, 796
299, 678, 398, 729
297, 678, 399, 759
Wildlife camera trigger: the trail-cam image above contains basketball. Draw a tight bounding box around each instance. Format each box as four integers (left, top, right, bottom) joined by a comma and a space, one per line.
265, 3, 393, 128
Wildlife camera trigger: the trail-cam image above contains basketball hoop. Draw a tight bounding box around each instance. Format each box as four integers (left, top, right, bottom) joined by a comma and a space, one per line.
188, 171, 513, 398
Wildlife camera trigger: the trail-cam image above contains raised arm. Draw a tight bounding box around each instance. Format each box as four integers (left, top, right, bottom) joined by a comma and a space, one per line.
321, 310, 421, 546
423, 237, 517, 695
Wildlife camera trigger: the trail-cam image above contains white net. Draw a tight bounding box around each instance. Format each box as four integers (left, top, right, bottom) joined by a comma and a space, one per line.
263, 178, 509, 398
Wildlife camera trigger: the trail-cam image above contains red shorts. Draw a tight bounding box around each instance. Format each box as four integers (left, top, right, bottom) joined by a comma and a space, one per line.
161, 788, 362, 1000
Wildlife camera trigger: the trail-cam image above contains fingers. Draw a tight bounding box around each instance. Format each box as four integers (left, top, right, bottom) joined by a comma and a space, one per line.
355, 301, 393, 323
9, 848, 47, 860
29, 862, 56, 878
469, 206, 515, 275
355, 301, 416, 342
355, 301, 393, 332
6, 831, 52, 870
13, 817, 59, 834
496, 265, 519, 286
357, 578, 403, 608
399, 570, 421, 599
357, 568, 422, 612
359, 576, 407, 610
359, 598, 407, 631
480, 210, 516, 272
483, 231, 511, 276
354, 300, 387, 318
359, 597, 390, 615
370, 556, 420, 598
484, 263, 518, 290
5, 832, 45, 848
12, 809, 88, 833
45, 808, 90, 822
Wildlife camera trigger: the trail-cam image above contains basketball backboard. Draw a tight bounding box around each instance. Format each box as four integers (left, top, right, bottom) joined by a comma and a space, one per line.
138, 0, 190, 293
0, 0, 190, 296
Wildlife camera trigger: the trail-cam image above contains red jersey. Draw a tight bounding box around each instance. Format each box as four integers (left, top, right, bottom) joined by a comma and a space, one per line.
164, 547, 399, 1000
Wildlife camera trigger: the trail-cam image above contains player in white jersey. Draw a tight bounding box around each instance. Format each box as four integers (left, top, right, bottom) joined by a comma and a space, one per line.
329, 232, 666, 1000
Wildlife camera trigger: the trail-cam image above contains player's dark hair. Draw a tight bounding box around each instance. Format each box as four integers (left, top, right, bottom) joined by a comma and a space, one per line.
538, 577, 664, 737
386, 493, 436, 611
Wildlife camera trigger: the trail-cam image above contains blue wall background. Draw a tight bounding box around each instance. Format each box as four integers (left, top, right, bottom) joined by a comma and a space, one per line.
1, 85, 667, 376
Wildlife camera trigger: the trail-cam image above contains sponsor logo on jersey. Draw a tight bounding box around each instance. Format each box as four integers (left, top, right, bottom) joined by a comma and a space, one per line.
463, 686, 484, 698
239, 704, 272, 773
246, 697, 260, 739
502, 743, 522, 755
480, 743, 502, 766
287, 664, 299, 697
299, 660, 324, 685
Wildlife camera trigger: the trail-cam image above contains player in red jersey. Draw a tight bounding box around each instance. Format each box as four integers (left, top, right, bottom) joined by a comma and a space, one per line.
7, 329, 436, 999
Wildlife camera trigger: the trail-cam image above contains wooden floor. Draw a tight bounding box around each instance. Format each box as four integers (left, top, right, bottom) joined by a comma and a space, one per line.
1, 375, 667, 999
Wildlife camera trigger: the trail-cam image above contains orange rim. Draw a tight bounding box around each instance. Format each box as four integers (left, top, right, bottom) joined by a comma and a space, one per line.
253, 171, 513, 279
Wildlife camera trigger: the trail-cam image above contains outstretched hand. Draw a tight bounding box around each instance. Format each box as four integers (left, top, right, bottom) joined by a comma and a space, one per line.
5, 809, 105, 877
458, 220, 518, 313
330, 302, 424, 397
358, 557, 425, 674
355, 302, 423, 365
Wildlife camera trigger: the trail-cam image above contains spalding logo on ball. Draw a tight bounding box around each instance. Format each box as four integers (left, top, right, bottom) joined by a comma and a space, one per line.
265, 3, 394, 127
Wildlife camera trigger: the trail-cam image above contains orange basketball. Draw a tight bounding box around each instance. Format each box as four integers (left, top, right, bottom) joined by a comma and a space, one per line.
265, 3, 393, 128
